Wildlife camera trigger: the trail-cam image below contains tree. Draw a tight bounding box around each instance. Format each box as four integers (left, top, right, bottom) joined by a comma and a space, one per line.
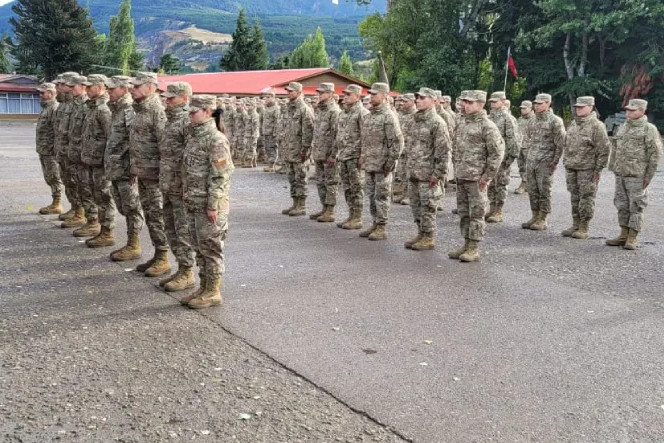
338, 50, 354, 76
0, 33, 11, 74
10, 0, 98, 79
159, 54, 180, 74
288, 28, 330, 69
244, 18, 270, 70
103, 0, 144, 75
220, 8, 251, 71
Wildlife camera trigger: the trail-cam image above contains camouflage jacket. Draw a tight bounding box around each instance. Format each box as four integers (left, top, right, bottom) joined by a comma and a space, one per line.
518, 113, 535, 151
105, 93, 135, 181
182, 118, 234, 213
563, 112, 611, 173
359, 102, 404, 173
438, 107, 457, 139
222, 105, 235, 139
276, 102, 289, 147
81, 94, 112, 167
336, 101, 369, 162
282, 95, 315, 162
527, 109, 566, 165
398, 107, 417, 158
233, 109, 245, 147
609, 116, 663, 181
54, 94, 73, 158
261, 103, 280, 137
244, 109, 260, 145
490, 108, 522, 160
68, 94, 89, 164
129, 92, 166, 180
159, 103, 190, 195
453, 110, 505, 182
406, 107, 452, 182
312, 99, 341, 161
36, 99, 59, 156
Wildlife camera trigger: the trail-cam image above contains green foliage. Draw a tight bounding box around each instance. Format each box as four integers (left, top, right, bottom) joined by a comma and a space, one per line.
338, 50, 354, 76
159, 54, 180, 74
0, 32, 10, 73
246, 18, 270, 70
220, 9, 269, 71
288, 27, 330, 68
101, 0, 143, 75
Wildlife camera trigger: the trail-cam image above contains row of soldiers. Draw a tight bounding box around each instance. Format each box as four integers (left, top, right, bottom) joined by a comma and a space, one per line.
35, 71, 233, 309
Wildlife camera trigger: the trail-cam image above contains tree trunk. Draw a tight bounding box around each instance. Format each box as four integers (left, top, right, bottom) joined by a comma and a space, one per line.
459, 0, 487, 38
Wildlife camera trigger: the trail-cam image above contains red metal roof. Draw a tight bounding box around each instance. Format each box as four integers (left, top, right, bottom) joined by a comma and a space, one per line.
0, 74, 39, 93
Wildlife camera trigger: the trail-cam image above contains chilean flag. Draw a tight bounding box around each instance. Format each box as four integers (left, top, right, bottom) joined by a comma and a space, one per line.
507, 47, 518, 78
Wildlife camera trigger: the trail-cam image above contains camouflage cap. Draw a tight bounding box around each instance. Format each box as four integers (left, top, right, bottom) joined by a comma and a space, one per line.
221, 93, 230, 98
316, 82, 335, 93
401, 93, 415, 102
362, 95, 371, 103
130, 72, 158, 86
368, 82, 389, 94
573, 96, 595, 107
161, 81, 192, 98
82, 74, 109, 87
58, 71, 79, 84
37, 82, 56, 92
189, 94, 217, 112
285, 82, 303, 92
66, 75, 87, 86
625, 98, 648, 111
342, 84, 363, 95
460, 90, 487, 102
533, 93, 552, 104
520, 100, 532, 109
52, 75, 66, 84
489, 91, 506, 102
108, 75, 132, 89
415, 87, 437, 99
441, 95, 452, 103
261, 91, 276, 98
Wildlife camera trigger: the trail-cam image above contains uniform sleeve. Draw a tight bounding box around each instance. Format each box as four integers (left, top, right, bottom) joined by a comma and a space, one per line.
154, 107, 167, 155
551, 116, 567, 165
644, 125, 663, 183
328, 107, 341, 158
207, 133, 234, 211
252, 114, 260, 140
385, 111, 404, 165
504, 114, 522, 160
433, 119, 452, 180
301, 106, 315, 153
482, 122, 506, 182
359, 112, 369, 165
593, 120, 611, 173
100, 106, 112, 139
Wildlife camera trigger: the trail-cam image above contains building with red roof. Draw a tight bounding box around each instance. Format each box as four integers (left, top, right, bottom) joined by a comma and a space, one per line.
0, 74, 42, 117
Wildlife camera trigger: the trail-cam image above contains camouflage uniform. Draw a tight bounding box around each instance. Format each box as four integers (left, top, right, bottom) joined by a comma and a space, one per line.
275, 100, 289, 171
222, 101, 235, 141
53, 74, 78, 212
488, 102, 522, 211
282, 83, 315, 205
261, 98, 280, 167
68, 79, 93, 221
243, 104, 260, 164
396, 97, 416, 202
517, 103, 535, 183
311, 90, 342, 213
232, 104, 245, 159
36, 90, 63, 199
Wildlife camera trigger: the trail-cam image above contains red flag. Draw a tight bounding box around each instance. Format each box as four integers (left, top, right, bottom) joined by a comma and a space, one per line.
508, 55, 518, 78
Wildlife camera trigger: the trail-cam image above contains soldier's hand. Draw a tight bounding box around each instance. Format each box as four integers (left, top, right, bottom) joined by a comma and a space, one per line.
548, 161, 557, 175
129, 174, 137, 186
478, 177, 489, 192
592, 172, 600, 184
326, 157, 336, 168
429, 176, 439, 188
207, 209, 218, 223
644, 178, 651, 189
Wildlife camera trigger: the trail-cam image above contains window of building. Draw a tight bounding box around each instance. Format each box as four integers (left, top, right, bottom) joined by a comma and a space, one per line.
0, 92, 42, 114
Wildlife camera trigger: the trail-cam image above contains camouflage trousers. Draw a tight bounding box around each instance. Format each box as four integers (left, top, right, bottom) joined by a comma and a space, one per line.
339, 159, 364, 211
457, 179, 487, 242
163, 193, 195, 268
76, 163, 98, 221
614, 175, 648, 232
366, 171, 392, 225
517, 147, 530, 181
257, 135, 265, 158
242, 139, 257, 162
137, 178, 169, 251
82, 166, 116, 230
286, 160, 308, 198
187, 210, 228, 278
39, 154, 63, 197
314, 160, 340, 206
394, 155, 408, 187
488, 156, 515, 206
409, 179, 443, 234
111, 179, 144, 237
565, 169, 598, 221
526, 158, 554, 214
58, 155, 80, 207
263, 135, 278, 165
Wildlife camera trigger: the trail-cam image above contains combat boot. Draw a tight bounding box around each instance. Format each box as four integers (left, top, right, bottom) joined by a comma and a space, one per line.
263, 166, 275, 173
188, 276, 222, 309
529, 212, 548, 231
336, 208, 352, 228
521, 211, 538, 229
281, 198, 296, 215
144, 250, 171, 277
459, 240, 480, 262
448, 239, 469, 260
485, 204, 496, 221
359, 223, 377, 238
288, 197, 306, 216
59, 207, 75, 221
368, 224, 387, 241
343, 208, 363, 230
400, 197, 410, 206
180, 273, 206, 305
411, 232, 435, 251
241, 158, 252, 168
159, 272, 176, 288
404, 231, 422, 249
39, 195, 63, 215
73, 219, 101, 238
623, 229, 639, 250
606, 226, 629, 246
251, 156, 257, 168
486, 204, 504, 223
317, 205, 335, 223
561, 217, 580, 237
165, 266, 195, 292
61, 206, 85, 228
85, 227, 115, 248
309, 205, 325, 220
136, 254, 156, 272
514, 181, 527, 194
392, 183, 404, 203
111, 234, 142, 262
571, 220, 589, 240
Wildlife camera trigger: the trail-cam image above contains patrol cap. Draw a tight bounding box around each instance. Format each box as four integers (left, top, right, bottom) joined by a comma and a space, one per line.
625, 98, 648, 111
489, 91, 506, 102
460, 90, 487, 102
261, 91, 276, 98
58, 72, 79, 84
573, 96, 595, 107
343, 84, 363, 95
82, 74, 109, 87
37, 82, 56, 92
316, 82, 335, 93
108, 75, 132, 89
285, 82, 303, 92
533, 93, 552, 104
434, 90, 442, 98
161, 81, 192, 98
520, 100, 532, 109
130, 72, 158, 86
189, 94, 217, 112
362, 95, 371, 103
221, 93, 230, 98
52, 75, 65, 84
66, 75, 87, 86
368, 82, 389, 95
415, 87, 437, 99
442, 95, 452, 103
401, 93, 415, 102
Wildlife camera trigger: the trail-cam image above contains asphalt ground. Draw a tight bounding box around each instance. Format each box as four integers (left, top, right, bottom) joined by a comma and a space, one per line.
1, 120, 664, 442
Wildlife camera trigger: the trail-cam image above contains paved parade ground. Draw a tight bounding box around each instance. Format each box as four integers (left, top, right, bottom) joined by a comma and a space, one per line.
2, 120, 664, 442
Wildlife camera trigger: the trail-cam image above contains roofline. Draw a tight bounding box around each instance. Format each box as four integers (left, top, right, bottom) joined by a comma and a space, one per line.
273, 68, 371, 88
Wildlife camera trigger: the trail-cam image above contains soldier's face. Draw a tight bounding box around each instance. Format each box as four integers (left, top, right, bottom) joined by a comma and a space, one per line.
343, 92, 359, 105
70, 84, 85, 97
40, 90, 55, 101
165, 95, 187, 108
575, 105, 593, 117
131, 83, 153, 101
370, 92, 385, 106
490, 99, 504, 110
402, 100, 414, 111
287, 90, 299, 101
86, 85, 104, 99
520, 107, 531, 116
626, 108, 645, 120
534, 102, 550, 113
264, 96, 275, 106
463, 99, 484, 115
108, 87, 124, 102
189, 108, 210, 124
415, 96, 434, 111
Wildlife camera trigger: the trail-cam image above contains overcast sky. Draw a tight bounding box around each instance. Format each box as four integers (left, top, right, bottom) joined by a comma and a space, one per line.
0, 0, 12, 6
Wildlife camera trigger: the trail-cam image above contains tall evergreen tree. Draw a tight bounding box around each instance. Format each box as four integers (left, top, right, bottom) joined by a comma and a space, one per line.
0, 33, 10, 74
159, 54, 180, 74
220, 8, 251, 71
288, 27, 330, 68
104, 0, 143, 75
338, 50, 354, 76
10, 0, 98, 79
244, 19, 270, 70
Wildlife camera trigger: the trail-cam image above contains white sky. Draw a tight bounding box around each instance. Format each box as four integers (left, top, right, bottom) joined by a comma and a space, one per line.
0, 0, 13, 6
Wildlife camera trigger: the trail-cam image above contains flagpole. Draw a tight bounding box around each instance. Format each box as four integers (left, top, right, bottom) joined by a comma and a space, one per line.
503, 46, 510, 91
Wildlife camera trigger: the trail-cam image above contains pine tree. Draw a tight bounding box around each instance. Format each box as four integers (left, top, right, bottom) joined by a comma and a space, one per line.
104, 0, 143, 75
0, 33, 11, 74
220, 8, 251, 71
244, 19, 270, 70
10, 0, 98, 79
288, 27, 330, 69
338, 50, 354, 76
159, 54, 180, 74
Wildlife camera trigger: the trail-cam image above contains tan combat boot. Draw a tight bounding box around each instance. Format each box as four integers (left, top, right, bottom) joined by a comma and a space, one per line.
514, 181, 527, 194
61, 206, 85, 228
86, 227, 115, 248
448, 239, 469, 260
368, 224, 387, 241
136, 253, 156, 272
343, 207, 363, 230
459, 240, 480, 262
411, 232, 435, 251
39, 195, 63, 215
404, 231, 422, 249
263, 166, 275, 173
288, 197, 306, 216
144, 250, 171, 277
111, 234, 142, 262
561, 217, 580, 237
317, 205, 335, 223
309, 205, 325, 220
529, 212, 548, 231
159, 271, 177, 288
59, 207, 75, 221
606, 226, 629, 246
623, 229, 639, 250
521, 211, 538, 229
400, 197, 410, 206
180, 273, 206, 305
282, 198, 296, 215
571, 220, 589, 240
336, 208, 352, 228
486, 204, 504, 223
73, 218, 101, 238
165, 266, 195, 292
485, 203, 496, 221
359, 223, 377, 238
188, 276, 222, 309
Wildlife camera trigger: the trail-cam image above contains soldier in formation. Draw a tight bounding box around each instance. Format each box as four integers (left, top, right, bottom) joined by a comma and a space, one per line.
394, 93, 416, 205
65, 74, 90, 231
515, 100, 535, 194
261, 92, 280, 172
35, 82, 63, 215
242, 98, 260, 168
